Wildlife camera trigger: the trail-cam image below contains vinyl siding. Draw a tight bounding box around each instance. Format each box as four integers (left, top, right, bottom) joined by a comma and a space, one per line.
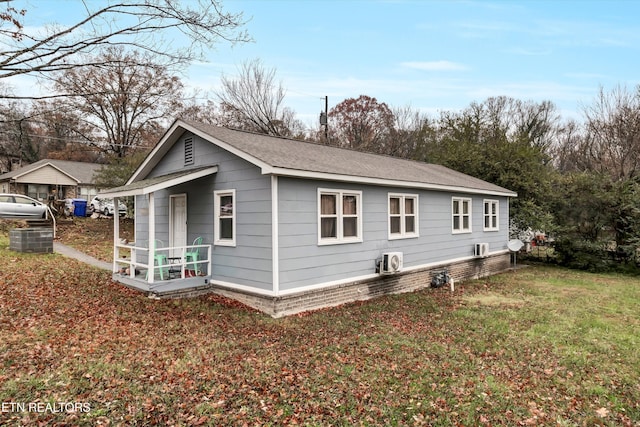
16, 165, 77, 185
133, 129, 511, 295
277, 177, 510, 291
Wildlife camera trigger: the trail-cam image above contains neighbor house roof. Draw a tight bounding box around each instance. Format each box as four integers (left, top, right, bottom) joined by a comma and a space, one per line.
128, 119, 517, 197
0, 159, 103, 185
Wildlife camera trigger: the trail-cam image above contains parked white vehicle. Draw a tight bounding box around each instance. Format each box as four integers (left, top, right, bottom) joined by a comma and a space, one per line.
89, 196, 126, 216
0, 193, 48, 219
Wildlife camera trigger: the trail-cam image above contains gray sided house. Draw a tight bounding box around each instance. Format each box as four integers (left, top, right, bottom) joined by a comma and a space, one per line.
102, 119, 517, 317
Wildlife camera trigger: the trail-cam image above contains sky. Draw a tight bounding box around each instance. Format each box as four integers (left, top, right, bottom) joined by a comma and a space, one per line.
6, 0, 640, 128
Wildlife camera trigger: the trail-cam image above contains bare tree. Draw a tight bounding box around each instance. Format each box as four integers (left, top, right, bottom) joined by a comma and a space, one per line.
216, 59, 303, 137
29, 100, 101, 162
552, 119, 587, 174
52, 47, 185, 157
0, 100, 39, 170
581, 85, 640, 181
387, 105, 429, 159
0, 0, 250, 85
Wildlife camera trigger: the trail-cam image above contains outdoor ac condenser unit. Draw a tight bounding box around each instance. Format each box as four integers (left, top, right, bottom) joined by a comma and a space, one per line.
381, 252, 403, 274
474, 243, 489, 258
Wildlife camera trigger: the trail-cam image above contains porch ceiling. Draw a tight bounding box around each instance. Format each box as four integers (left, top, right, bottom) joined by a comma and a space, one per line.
99, 166, 217, 198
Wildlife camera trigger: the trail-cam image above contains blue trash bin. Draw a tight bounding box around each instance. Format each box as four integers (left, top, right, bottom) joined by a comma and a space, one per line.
72, 199, 87, 217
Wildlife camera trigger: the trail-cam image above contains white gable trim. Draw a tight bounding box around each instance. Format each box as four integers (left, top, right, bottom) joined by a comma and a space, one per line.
129, 120, 271, 184
12, 162, 81, 184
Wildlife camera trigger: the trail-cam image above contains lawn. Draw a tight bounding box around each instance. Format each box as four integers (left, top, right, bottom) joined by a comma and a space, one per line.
54, 217, 135, 263
0, 220, 639, 426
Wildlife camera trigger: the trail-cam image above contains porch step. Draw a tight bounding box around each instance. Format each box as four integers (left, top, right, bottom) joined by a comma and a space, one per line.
26, 219, 53, 228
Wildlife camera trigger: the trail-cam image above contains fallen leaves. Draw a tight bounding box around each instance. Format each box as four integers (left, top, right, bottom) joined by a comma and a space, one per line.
1, 226, 640, 425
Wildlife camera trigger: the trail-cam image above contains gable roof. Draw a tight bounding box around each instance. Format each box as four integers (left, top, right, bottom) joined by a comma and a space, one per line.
130, 119, 517, 197
0, 159, 103, 185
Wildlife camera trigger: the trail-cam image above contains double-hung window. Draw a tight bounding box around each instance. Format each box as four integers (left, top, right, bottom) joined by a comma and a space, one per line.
318, 189, 362, 245
389, 193, 419, 239
452, 197, 472, 233
214, 189, 236, 246
483, 199, 499, 231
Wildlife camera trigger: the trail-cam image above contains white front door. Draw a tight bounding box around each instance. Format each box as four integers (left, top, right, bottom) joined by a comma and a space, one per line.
170, 194, 187, 257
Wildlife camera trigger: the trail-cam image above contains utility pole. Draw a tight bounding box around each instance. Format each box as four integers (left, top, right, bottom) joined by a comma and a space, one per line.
319, 96, 328, 142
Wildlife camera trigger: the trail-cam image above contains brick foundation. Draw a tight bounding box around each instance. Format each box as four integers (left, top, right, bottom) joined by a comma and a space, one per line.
210, 253, 512, 317
9, 227, 54, 254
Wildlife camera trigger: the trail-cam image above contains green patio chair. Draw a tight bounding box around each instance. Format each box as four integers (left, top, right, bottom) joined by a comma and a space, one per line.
145, 239, 169, 280
184, 236, 203, 275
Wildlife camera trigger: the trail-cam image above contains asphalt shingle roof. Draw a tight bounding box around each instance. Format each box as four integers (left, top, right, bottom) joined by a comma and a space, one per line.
181, 120, 516, 197
0, 159, 103, 184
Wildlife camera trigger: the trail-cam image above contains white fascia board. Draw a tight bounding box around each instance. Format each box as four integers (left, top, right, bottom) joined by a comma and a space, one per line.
127, 120, 185, 184
15, 162, 81, 184
102, 166, 218, 198
262, 167, 518, 198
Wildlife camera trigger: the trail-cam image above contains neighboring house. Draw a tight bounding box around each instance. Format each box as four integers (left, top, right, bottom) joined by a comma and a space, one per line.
0, 159, 103, 202
102, 119, 517, 317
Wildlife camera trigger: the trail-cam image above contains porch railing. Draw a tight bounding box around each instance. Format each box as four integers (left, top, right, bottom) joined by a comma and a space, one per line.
114, 242, 211, 283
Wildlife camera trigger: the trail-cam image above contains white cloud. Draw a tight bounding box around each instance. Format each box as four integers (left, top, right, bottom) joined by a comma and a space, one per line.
400, 61, 468, 72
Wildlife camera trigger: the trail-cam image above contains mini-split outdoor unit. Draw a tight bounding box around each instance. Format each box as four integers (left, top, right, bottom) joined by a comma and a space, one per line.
381, 252, 403, 274
474, 243, 489, 258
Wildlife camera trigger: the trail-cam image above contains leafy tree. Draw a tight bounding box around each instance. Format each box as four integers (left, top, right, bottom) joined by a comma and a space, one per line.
176, 99, 220, 126
0, 0, 250, 83
215, 59, 304, 137
550, 173, 615, 242
93, 151, 149, 189
328, 95, 395, 153
550, 172, 640, 271
417, 97, 560, 235
52, 47, 184, 157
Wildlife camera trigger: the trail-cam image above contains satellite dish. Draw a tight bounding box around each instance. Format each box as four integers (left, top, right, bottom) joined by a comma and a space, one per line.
507, 239, 524, 268
508, 239, 524, 252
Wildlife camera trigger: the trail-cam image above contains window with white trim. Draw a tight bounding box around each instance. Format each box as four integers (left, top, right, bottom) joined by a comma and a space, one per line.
389, 193, 419, 239
214, 189, 236, 246
483, 199, 499, 231
318, 189, 362, 244
452, 197, 472, 233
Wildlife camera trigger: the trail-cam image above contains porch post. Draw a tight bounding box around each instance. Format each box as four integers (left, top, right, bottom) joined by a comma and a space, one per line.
148, 192, 156, 284
112, 197, 120, 274
271, 175, 279, 296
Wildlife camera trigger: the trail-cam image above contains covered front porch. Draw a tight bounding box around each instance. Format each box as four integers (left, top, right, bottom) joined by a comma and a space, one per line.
113, 240, 212, 294
100, 166, 218, 295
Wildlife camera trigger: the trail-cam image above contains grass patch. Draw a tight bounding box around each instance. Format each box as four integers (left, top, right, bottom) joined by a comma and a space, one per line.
55, 217, 135, 262
0, 224, 639, 425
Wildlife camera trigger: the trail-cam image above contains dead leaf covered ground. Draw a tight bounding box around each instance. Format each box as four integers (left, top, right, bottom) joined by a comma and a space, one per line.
0, 219, 639, 425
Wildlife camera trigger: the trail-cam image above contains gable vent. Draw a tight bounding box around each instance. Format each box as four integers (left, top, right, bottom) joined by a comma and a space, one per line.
184, 137, 194, 166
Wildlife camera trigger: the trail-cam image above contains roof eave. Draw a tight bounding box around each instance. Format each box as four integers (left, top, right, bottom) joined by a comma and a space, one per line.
263, 166, 518, 197
101, 166, 218, 198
